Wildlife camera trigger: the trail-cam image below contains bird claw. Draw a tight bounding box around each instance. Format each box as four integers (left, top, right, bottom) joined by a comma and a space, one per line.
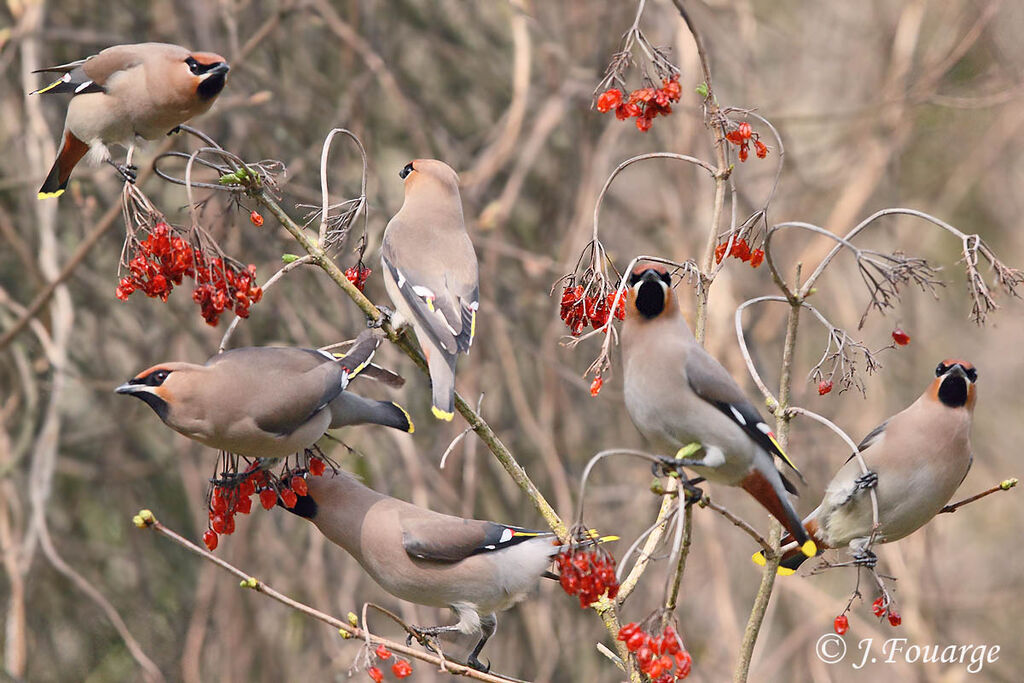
108, 160, 138, 184
467, 655, 490, 673
370, 306, 395, 329
682, 479, 705, 506
855, 471, 878, 490
406, 626, 442, 653
852, 549, 877, 568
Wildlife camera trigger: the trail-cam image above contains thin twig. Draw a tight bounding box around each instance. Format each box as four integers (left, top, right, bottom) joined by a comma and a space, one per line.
940, 478, 1018, 513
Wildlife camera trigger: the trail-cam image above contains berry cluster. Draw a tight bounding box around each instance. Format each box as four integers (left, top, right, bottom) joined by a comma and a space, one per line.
616, 622, 692, 681
724, 121, 768, 162
833, 598, 901, 636
559, 285, 625, 336
872, 596, 902, 626
202, 456, 329, 551
556, 544, 619, 608
192, 260, 262, 326
891, 328, 910, 346
714, 237, 764, 268
368, 644, 412, 680
116, 222, 263, 327
345, 264, 372, 292
595, 75, 682, 132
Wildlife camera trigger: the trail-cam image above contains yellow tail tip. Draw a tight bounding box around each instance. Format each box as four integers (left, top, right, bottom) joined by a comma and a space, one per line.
38, 189, 64, 199
431, 406, 455, 421
777, 566, 796, 577
801, 540, 818, 557
751, 551, 767, 567
598, 535, 620, 543
392, 402, 415, 433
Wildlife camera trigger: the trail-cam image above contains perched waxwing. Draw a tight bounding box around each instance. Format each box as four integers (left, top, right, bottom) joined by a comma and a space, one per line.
32, 42, 230, 198
762, 359, 977, 572
621, 262, 816, 558
284, 470, 611, 671
115, 331, 413, 459
381, 159, 479, 421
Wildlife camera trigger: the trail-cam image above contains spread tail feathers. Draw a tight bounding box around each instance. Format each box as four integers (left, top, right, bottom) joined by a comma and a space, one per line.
39, 132, 89, 199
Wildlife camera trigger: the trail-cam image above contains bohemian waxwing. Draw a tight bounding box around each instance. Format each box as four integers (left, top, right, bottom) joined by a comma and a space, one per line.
32, 42, 230, 199
285, 470, 606, 671
763, 359, 977, 572
115, 331, 413, 460
621, 262, 816, 558
381, 159, 479, 421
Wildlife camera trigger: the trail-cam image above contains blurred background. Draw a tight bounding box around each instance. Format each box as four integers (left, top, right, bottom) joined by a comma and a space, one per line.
1, 0, 1022, 681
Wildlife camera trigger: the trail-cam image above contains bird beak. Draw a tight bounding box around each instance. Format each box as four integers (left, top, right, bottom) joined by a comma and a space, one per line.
949, 364, 969, 380
200, 63, 230, 80
115, 382, 144, 395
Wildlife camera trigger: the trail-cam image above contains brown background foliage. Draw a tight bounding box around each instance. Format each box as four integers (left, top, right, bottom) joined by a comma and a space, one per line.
1, 1, 1022, 681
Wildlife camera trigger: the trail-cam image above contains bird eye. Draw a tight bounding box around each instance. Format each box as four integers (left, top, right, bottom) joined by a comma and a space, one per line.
148, 370, 171, 386
935, 362, 948, 377
399, 162, 415, 179
185, 57, 201, 75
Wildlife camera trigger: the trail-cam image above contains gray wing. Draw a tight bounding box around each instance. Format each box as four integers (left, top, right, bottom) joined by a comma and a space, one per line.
208, 347, 345, 437
401, 515, 548, 562
686, 347, 804, 484
381, 219, 478, 356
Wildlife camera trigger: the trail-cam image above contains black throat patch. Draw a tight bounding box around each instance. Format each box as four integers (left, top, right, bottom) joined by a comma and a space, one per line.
197, 72, 227, 100
134, 391, 170, 422
635, 281, 666, 318
938, 376, 968, 407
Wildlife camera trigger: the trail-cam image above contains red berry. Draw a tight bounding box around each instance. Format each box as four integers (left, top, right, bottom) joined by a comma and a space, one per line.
596, 88, 623, 113
236, 495, 252, 515
617, 623, 639, 641
737, 122, 752, 140
391, 659, 413, 678
888, 611, 901, 627
818, 380, 833, 396
891, 328, 910, 346
714, 242, 728, 264
872, 597, 885, 617
202, 529, 218, 551
367, 666, 383, 683
755, 139, 768, 159
590, 376, 603, 397
211, 515, 227, 534
626, 631, 646, 652
375, 644, 392, 660
725, 130, 744, 145
308, 457, 326, 476
636, 645, 654, 666
738, 144, 749, 162
675, 650, 692, 679
290, 475, 308, 497
834, 614, 849, 635
250, 210, 264, 227
280, 489, 298, 509
750, 249, 765, 269
259, 489, 278, 510
636, 116, 653, 132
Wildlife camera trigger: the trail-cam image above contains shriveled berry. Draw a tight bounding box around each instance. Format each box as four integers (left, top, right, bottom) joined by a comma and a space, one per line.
280, 489, 298, 509
590, 376, 603, 397
834, 614, 849, 635
367, 666, 383, 683
887, 611, 901, 627
291, 475, 308, 497
250, 211, 264, 227
375, 644, 392, 660
892, 328, 910, 346
596, 89, 623, 113
872, 597, 886, 617
818, 380, 833, 396
308, 457, 327, 476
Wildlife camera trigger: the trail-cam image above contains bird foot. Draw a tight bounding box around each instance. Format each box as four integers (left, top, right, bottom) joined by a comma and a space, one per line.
107, 160, 138, 184
852, 549, 878, 568
855, 471, 878, 490
682, 478, 705, 506
405, 625, 449, 653
369, 305, 393, 329
467, 655, 491, 673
